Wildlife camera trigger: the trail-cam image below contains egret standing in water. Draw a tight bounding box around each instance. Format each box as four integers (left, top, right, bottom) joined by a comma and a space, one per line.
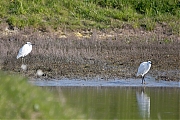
137, 61, 151, 84
17, 42, 34, 64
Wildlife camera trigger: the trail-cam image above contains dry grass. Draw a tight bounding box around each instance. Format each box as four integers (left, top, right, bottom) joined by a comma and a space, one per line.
0, 27, 179, 81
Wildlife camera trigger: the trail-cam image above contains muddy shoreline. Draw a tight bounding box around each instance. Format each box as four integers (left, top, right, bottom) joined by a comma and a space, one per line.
29, 78, 180, 87
0, 27, 179, 81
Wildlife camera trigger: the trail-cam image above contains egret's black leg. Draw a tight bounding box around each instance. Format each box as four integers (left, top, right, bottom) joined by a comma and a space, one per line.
142, 76, 146, 84
144, 75, 146, 84
22, 57, 26, 64
21, 58, 23, 64
141, 76, 144, 84
24, 58, 25, 64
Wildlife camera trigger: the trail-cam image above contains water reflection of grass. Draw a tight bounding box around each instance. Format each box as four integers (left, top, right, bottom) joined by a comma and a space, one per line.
0, 71, 84, 119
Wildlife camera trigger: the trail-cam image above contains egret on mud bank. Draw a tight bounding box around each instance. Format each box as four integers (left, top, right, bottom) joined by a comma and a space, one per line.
17, 42, 34, 63
137, 61, 151, 84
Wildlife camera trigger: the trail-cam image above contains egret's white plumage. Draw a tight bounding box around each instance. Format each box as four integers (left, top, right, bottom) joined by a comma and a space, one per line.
137, 61, 151, 84
17, 42, 33, 59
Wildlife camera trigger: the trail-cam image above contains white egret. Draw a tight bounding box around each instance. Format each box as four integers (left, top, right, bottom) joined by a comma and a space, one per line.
17, 42, 34, 63
137, 61, 151, 84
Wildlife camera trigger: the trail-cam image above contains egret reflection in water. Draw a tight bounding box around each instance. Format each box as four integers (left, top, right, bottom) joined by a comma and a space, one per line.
136, 88, 150, 119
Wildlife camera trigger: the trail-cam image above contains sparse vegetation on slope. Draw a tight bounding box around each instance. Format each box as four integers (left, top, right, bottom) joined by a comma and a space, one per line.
0, 0, 179, 81
1, 30, 179, 81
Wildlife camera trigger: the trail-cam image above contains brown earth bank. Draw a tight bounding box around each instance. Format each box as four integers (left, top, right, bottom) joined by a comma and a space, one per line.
0, 25, 179, 81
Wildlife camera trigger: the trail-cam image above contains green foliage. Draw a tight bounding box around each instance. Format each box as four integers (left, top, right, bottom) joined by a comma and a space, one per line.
0, 0, 179, 31
163, 38, 171, 43
0, 71, 83, 119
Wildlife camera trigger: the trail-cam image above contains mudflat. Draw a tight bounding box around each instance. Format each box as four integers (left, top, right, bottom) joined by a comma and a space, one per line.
0, 26, 179, 81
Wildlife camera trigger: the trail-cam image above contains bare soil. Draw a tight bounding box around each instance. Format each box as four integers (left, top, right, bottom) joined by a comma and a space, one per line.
0, 24, 179, 81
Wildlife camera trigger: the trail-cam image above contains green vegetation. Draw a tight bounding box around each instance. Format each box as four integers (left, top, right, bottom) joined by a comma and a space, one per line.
0, 0, 179, 31
0, 71, 84, 119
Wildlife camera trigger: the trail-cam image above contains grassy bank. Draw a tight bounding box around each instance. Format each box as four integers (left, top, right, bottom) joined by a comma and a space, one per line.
0, 0, 179, 81
0, 71, 84, 119
0, 0, 179, 32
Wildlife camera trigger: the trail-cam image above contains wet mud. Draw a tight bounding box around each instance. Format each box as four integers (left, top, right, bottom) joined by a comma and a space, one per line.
0, 27, 179, 81
29, 77, 179, 87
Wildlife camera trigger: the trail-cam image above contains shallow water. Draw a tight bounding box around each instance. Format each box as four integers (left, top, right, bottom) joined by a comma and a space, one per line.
29, 78, 179, 119
43, 86, 179, 119
29, 77, 179, 87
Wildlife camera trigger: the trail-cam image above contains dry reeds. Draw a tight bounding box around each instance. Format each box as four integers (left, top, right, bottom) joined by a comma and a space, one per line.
0, 28, 179, 80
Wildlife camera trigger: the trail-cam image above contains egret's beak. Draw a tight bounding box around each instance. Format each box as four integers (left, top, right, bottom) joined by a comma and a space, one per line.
31, 43, 35, 45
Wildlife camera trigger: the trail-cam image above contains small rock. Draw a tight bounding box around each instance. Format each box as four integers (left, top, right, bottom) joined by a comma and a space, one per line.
36, 69, 44, 76
21, 64, 27, 71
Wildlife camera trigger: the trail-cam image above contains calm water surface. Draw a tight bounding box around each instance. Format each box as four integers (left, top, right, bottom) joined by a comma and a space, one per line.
44, 86, 179, 119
